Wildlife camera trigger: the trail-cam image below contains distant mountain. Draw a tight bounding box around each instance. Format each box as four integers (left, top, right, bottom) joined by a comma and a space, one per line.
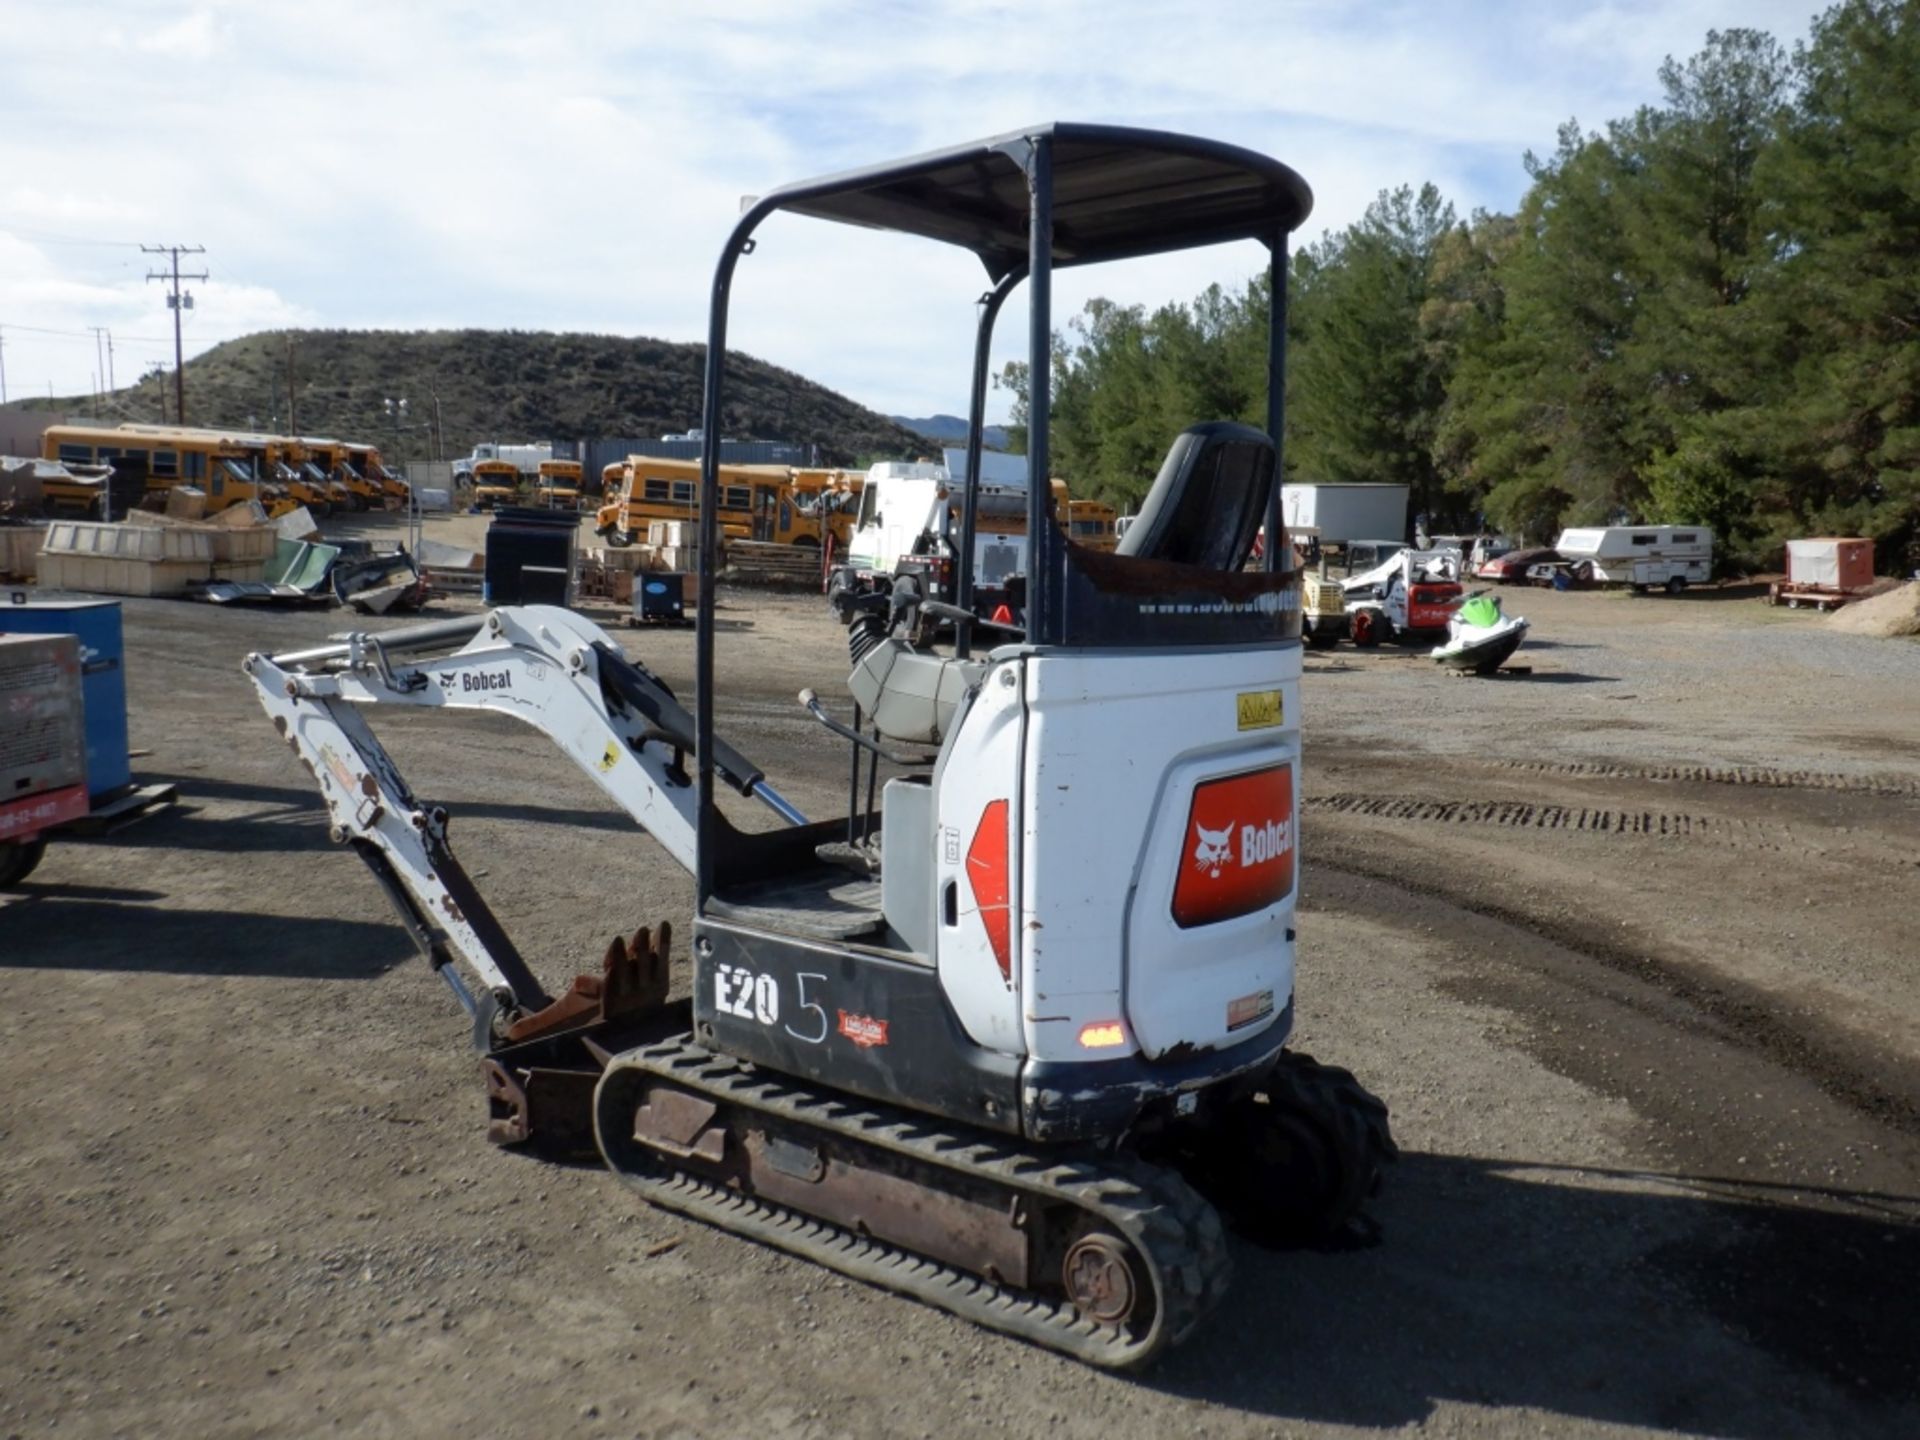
891, 413, 1012, 451
3, 329, 927, 467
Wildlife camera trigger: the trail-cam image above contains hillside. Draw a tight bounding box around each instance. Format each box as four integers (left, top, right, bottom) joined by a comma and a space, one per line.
891, 413, 1012, 451
4, 329, 926, 466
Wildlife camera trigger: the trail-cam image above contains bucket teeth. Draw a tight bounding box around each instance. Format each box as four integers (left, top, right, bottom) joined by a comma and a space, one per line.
604, 922, 673, 1017
500, 922, 675, 1046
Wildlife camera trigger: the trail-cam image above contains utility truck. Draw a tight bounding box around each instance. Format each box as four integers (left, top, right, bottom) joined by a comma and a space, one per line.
829, 449, 1074, 628
454, 441, 553, 483
829, 457, 1031, 625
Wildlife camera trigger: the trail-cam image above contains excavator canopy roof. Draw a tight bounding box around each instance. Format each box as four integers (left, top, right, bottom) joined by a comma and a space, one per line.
766, 122, 1314, 278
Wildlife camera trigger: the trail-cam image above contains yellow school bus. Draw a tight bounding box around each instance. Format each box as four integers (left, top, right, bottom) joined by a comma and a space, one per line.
594, 456, 873, 552
115, 423, 329, 519
345, 443, 409, 505
327, 442, 380, 508
594, 455, 777, 545
535, 459, 583, 510
774, 467, 865, 550
283, 438, 353, 511
44, 424, 281, 514
1066, 498, 1119, 551
34, 458, 114, 516
472, 459, 522, 510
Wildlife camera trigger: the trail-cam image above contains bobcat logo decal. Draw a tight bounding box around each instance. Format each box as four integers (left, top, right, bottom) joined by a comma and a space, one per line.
1192, 822, 1236, 878
1173, 766, 1295, 929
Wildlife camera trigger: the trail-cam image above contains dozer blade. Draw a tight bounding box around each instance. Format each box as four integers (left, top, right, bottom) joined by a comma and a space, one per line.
594, 1035, 1234, 1370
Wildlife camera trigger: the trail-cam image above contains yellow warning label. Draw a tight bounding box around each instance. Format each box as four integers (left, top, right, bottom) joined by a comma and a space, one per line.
597, 741, 620, 772
1235, 689, 1284, 731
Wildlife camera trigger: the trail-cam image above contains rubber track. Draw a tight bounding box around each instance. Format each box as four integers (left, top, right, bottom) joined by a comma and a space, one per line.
1493, 758, 1920, 799
594, 1034, 1232, 1369
1305, 793, 1761, 843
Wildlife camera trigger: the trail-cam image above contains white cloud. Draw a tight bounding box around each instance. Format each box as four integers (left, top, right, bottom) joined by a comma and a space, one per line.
0, 0, 1826, 418
134, 6, 223, 59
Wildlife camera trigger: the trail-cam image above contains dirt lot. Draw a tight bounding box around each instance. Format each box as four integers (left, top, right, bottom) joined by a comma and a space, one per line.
4, 559, 1918, 1440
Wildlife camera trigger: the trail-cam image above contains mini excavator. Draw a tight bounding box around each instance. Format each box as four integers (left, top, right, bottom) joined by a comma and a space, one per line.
247, 124, 1395, 1369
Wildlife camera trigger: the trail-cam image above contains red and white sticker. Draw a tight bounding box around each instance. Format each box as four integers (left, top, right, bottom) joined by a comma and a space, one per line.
1227, 989, 1276, 1031
836, 1010, 889, 1049
1171, 765, 1295, 928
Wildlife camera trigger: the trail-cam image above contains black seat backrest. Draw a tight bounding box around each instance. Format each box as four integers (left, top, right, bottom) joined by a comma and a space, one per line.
1113, 422, 1275, 571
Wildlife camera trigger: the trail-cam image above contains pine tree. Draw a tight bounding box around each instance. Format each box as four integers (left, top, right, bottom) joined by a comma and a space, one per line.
1289, 185, 1459, 530
1757, 0, 1920, 567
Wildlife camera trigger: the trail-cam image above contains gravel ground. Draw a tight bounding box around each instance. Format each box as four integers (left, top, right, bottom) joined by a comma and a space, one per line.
2, 556, 1917, 1440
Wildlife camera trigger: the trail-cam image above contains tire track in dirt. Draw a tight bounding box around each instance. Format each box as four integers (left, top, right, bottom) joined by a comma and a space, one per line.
1303, 855, 1920, 1406
1304, 794, 1790, 849
1494, 758, 1920, 799
1308, 852, 1920, 1142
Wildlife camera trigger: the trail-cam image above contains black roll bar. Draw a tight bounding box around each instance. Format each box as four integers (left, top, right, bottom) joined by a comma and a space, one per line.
1266, 230, 1290, 572
694, 126, 1309, 905
1025, 135, 1056, 643
955, 269, 1025, 660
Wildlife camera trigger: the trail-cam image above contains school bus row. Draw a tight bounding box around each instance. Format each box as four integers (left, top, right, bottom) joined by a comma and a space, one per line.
591, 454, 1119, 553
40, 423, 409, 518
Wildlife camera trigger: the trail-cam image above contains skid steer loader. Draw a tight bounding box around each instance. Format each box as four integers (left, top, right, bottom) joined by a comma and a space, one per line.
245, 123, 1394, 1369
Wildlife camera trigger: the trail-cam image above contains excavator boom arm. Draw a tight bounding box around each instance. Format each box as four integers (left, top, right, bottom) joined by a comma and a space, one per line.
243, 605, 801, 1017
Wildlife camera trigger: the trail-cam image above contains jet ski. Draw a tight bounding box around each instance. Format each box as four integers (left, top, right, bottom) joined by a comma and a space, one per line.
1431, 591, 1529, 674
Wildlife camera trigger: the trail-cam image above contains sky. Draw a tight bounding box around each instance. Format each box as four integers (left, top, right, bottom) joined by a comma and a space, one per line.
1, 0, 1826, 428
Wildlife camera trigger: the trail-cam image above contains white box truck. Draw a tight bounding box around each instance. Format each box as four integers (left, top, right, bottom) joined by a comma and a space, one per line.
1280, 483, 1409, 544
1555, 525, 1713, 592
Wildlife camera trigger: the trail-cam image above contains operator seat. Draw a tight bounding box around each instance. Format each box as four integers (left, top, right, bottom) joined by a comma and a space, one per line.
1115, 421, 1276, 572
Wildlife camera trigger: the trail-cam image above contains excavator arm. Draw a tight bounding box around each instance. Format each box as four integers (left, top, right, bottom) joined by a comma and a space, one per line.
243, 605, 804, 1024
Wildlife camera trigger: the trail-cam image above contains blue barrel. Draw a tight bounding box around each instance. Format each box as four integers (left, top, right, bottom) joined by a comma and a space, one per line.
0, 593, 133, 799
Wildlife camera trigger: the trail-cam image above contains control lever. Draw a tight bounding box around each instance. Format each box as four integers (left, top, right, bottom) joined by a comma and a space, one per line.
920, 599, 1024, 634
799, 690, 936, 766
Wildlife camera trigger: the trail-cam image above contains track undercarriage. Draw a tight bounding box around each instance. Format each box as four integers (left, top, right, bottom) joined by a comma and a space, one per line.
480, 928, 1394, 1369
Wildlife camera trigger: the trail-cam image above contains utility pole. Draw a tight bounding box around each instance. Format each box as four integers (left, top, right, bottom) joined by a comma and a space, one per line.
143, 244, 207, 425
89, 326, 116, 400
285, 335, 297, 434
91, 328, 107, 407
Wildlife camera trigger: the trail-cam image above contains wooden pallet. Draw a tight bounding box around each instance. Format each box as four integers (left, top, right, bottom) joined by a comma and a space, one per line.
424, 566, 483, 594
725, 540, 824, 587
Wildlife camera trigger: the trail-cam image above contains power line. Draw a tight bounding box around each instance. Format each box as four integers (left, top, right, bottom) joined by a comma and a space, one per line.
143, 243, 207, 426
3, 227, 146, 250
0, 323, 241, 348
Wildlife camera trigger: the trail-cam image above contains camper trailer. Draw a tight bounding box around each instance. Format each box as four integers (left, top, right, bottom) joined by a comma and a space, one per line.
1555, 525, 1713, 592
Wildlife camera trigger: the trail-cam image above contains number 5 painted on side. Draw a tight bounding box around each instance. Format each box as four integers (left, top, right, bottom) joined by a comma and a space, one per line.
785, 972, 828, 1044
